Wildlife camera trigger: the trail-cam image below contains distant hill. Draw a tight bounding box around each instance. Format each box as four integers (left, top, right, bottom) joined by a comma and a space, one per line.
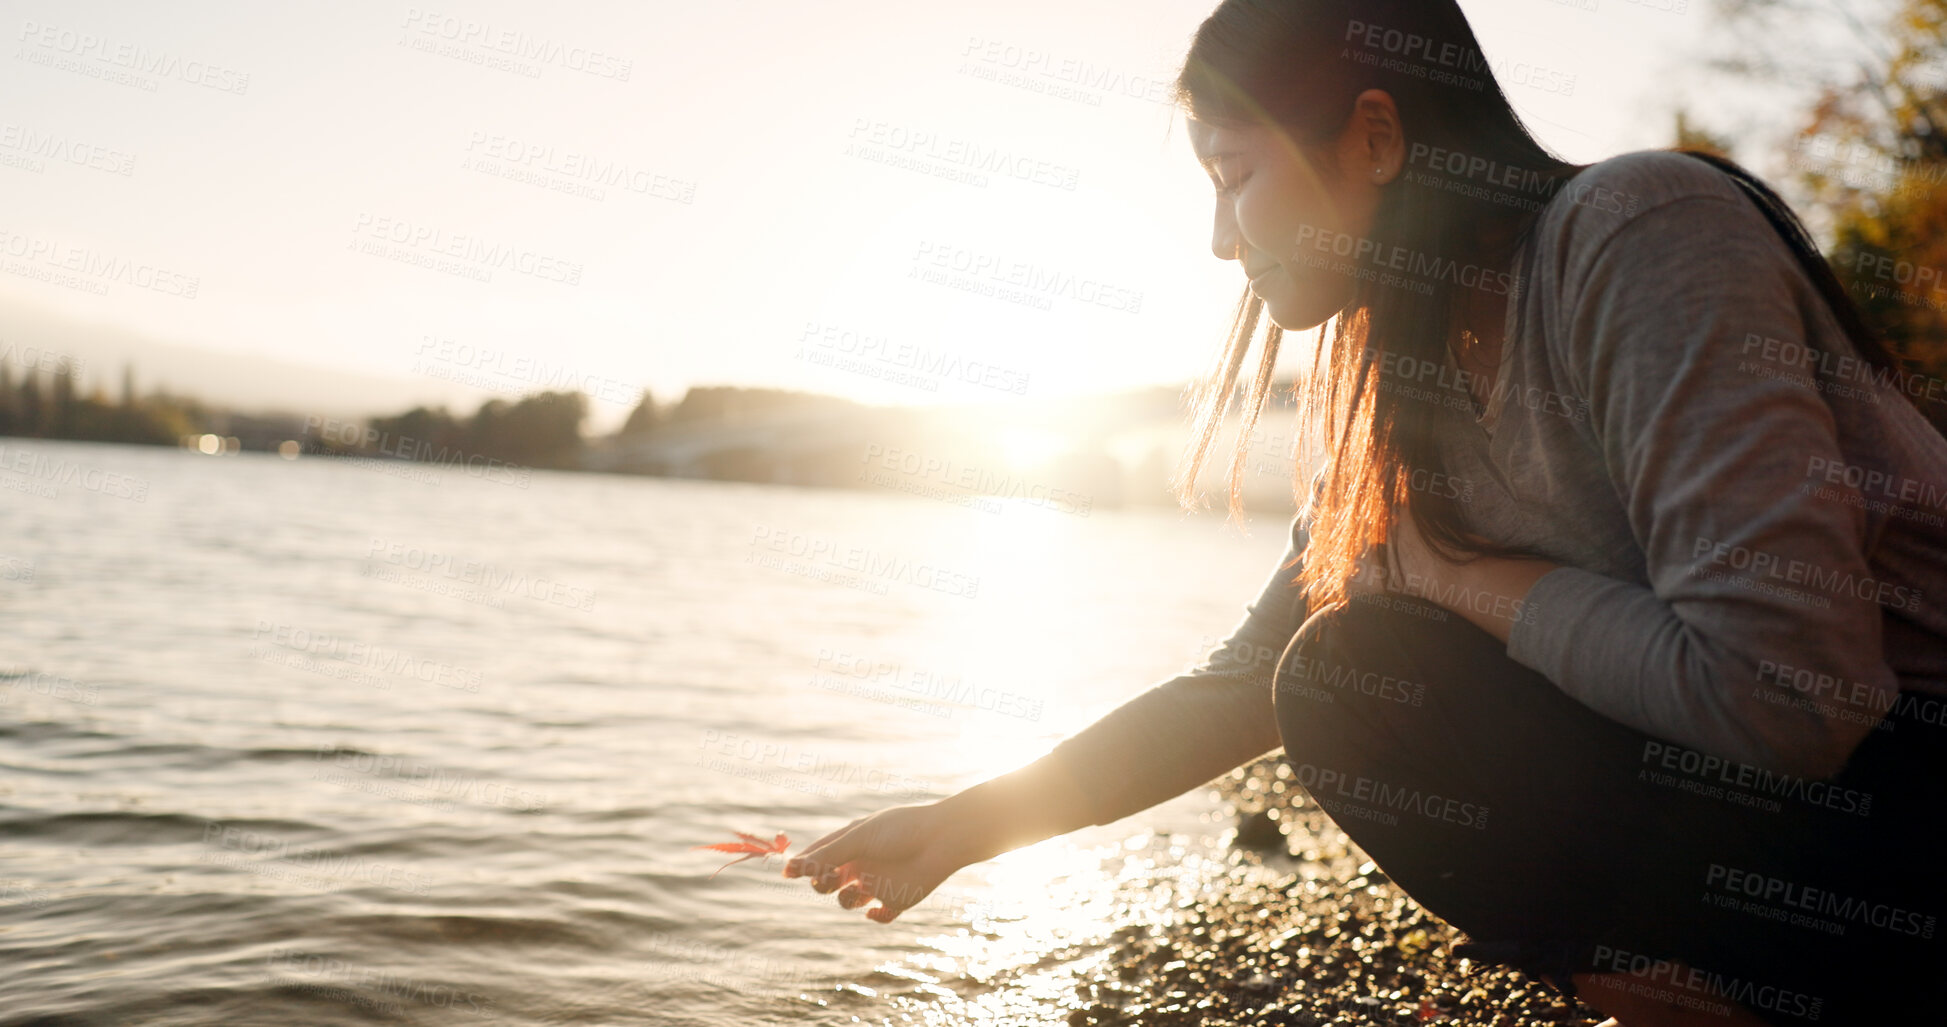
0, 297, 509, 422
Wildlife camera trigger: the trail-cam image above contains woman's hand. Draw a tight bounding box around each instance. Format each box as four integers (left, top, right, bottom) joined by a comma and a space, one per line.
1343, 501, 1448, 600
781, 801, 974, 924
1376, 501, 1454, 596
1353, 503, 1560, 644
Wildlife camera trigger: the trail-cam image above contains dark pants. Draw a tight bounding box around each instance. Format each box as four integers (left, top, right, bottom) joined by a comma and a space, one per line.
1272, 593, 1946, 1025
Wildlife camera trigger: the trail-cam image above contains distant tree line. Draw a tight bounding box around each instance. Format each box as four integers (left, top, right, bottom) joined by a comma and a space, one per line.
626, 385, 863, 428
0, 363, 882, 468
0, 362, 201, 445
318, 384, 863, 472
319, 390, 591, 470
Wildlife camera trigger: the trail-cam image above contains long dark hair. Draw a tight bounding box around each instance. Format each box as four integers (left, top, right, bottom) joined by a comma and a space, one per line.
1167, 0, 1914, 611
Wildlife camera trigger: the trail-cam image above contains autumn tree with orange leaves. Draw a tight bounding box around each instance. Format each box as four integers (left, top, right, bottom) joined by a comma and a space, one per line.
1701, 0, 1947, 432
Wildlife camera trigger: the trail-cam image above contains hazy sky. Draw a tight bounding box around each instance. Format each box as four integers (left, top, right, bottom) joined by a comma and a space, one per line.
3, 0, 1721, 429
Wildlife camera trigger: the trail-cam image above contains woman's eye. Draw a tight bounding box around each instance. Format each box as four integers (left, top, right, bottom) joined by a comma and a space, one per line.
1217, 174, 1247, 197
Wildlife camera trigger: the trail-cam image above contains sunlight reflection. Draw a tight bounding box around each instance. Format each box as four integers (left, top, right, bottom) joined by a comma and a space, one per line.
840, 827, 1250, 1025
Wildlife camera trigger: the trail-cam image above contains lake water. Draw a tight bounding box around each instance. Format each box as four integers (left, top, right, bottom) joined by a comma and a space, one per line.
0, 438, 1301, 1026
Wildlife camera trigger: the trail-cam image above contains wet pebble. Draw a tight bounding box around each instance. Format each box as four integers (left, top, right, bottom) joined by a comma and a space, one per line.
1234, 808, 1284, 849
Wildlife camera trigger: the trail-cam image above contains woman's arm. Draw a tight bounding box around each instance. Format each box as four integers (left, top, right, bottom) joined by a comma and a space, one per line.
786, 516, 1315, 919
927, 741, 1102, 866
938, 512, 1312, 856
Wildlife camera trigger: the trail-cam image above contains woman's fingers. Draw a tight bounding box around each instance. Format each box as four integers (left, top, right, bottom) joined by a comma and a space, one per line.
799, 836, 863, 884
783, 818, 862, 877
843, 868, 936, 921
868, 886, 920, 923
811, 859, 860, 894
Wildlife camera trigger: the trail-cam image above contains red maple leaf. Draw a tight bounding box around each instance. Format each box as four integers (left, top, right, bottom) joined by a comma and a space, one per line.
693, 831, 791, 878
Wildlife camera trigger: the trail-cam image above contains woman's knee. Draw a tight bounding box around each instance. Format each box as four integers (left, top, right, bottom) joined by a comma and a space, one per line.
1271, 593, 1493, 748
1268, 592, 1616, 836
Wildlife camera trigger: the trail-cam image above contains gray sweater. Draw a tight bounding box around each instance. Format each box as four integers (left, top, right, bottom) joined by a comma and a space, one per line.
1045, 150, 1947, 827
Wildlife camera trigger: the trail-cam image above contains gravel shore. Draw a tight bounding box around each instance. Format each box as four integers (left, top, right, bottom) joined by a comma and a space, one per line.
1058, 755, 1612, 1027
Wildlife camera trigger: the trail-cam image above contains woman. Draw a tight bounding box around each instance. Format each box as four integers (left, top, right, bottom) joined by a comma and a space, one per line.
784, 1, 1947, 1022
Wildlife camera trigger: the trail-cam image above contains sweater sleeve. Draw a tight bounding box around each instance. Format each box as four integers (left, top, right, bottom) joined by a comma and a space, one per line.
1043, 510, 1311, 827
1505, 192, 1902, 780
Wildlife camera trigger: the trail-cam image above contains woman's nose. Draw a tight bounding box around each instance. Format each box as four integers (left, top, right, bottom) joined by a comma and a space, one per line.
1211, 205, 1243, 263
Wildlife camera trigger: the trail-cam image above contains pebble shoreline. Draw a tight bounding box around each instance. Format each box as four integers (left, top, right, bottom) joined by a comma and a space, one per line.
1057, 756, 1612, 1027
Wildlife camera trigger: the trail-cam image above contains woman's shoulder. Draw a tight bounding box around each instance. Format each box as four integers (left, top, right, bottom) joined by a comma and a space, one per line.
1515, 150, 1813, 389
1569, 148, 1745, 204
1528, 149, 1756, 262
1519, 149, 1786, 321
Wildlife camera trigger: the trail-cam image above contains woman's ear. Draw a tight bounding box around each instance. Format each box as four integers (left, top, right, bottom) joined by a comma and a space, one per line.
1350, 88, 1403, 182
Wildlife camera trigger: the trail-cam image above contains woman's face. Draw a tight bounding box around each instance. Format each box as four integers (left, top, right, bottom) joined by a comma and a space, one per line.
1188, 90, 1400, 331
